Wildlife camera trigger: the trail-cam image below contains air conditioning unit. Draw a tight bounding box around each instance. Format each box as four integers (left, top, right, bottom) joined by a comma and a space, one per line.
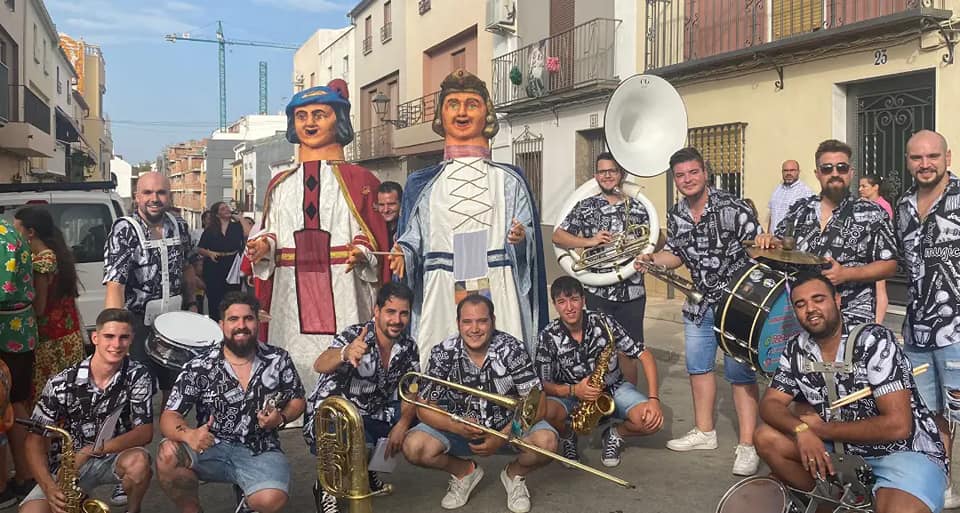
485, 0, 516, 33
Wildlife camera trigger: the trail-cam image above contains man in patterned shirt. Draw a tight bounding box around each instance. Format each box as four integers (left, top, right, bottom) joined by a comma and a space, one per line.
756, 273, 947, 513
305, 282, 420, 513
755, 139, 898, 324
156, 292, 305, 513
20, 308, 156, 513
895, 130, 960, 508
636, 147, 762, 476
401, 295, 557, 513
553, 152, 652, 387
536, 276, 662, 468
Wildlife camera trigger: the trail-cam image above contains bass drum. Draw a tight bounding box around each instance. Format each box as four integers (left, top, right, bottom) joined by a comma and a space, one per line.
553, 180, 660, 288
716, 476, 801, 513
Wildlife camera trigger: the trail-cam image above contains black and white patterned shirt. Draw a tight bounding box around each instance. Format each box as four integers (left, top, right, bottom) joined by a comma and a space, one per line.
775, 194, 898, 324
897, 173, 960, 349
303, 320, 420, 452
166, 343, 305, 455
103, 212, 194, 314
31, 357, 157, 471
665, 188, 761, 325
559, 194, 650, 302
770, 323, 946, 473
535, 310, 643, 395
420, 331, 540, 431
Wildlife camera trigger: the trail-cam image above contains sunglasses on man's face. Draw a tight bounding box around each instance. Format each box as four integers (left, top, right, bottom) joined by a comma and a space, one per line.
818, 162, 851, 175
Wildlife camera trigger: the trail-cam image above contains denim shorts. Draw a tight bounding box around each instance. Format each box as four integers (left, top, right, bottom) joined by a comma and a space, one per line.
408, 420, 557, 458
21, 448, 151, 504
684, 308, 756, 384
867, 451, 947, 513
175, 440, 290, 496
902, 343, 960, 415
547, 382, 648, 420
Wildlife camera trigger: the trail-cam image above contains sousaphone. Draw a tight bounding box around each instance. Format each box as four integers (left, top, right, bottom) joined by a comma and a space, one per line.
554, 74, 687, 287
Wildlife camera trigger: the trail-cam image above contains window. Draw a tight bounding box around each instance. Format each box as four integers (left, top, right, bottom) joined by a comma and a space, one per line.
342, 55, 349, 76
56, 66, 61, 94
384, 1, 391, 23
452, 49, 466, 71
309, 72, 316, 88
1, 40, 7, 65
772, 0, 823, 40
363, 16, 373, 54
42, 38, 47, 74
512, 127, 544, 211
222, 187, 233, 201
32, 24, 37, 62
3, 0, 14, 11
381, 1, 393, 42
0, 203, 112, 264
221, 158, 232, 178
687, 122, 747, 198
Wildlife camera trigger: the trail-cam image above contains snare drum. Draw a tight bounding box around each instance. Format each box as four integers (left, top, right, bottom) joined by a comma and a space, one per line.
716, 476, 800, 513
146, 311, 222, 370
715, 262, 802, 376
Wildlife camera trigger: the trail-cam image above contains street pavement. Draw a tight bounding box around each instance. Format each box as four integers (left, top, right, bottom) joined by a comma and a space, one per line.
73, 298, 944, 513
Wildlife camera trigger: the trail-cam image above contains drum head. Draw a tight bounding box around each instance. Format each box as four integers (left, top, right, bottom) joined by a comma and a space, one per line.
154, 311, 222, 348
755, 289, 802, 374
716, 476, 790, 513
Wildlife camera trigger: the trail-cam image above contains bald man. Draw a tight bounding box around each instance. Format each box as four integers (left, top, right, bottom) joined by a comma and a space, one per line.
104, 171, 197, 394
767, 159, 813, 233
896, 130, 960, 508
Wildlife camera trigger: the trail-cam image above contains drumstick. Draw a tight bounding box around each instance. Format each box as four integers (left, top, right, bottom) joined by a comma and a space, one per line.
828, 363, 930, 410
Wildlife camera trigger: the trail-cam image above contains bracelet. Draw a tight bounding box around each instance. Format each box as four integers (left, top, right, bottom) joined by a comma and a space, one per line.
648, 396, 660, 402
568, 384, 574, 398
340, 345, 349, 363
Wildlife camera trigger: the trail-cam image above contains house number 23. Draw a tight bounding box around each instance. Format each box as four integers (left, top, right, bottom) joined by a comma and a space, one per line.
874, 49, 888, 65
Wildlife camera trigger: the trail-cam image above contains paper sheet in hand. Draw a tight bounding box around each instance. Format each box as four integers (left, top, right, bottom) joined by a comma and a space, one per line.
94, 406, 123, 453
367, 438, 398, 473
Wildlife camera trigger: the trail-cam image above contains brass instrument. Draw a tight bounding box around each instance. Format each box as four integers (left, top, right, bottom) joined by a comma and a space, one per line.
316, 396, 391, 513
15, 419, 110, 513
399, 372, 635, 489
570, 319, 616, 435
636, 261, 704, 304
572, 225, 651, 273
828, 363, 929, 411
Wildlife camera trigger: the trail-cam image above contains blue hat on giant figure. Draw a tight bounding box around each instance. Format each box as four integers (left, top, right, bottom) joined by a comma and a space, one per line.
284, 79, 354, 146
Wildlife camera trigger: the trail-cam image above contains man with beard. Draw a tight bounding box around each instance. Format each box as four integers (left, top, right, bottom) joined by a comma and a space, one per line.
755, 139, 898, 324
402, 295, 557, 513
756, 273, 947, 513
304, 282, 420, 513
156, 292, 305, 513
552, 152, 652, 388
895, 130, 960, 508
377, 182, 402, 248
767, 159, 813, 233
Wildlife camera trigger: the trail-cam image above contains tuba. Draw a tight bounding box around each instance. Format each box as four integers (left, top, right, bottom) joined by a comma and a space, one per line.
553, 74, 687, 286
315, 396, 391, 513
15, 419, 109, 513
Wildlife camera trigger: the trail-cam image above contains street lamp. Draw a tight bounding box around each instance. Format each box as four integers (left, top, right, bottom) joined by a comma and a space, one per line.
371, 91, 406, 128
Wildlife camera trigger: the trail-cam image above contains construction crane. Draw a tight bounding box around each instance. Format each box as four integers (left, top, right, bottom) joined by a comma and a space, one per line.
164, 21, 298, 130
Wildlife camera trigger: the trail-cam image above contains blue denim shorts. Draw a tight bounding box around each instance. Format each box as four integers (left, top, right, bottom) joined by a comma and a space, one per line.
547, 382, 648, 419
867, 451, 947, 513
902, 343, 960, 415
177, 440, 290, 496
21, 448, 151, 504
684, 308, 756, 384
409, 420, 557, 458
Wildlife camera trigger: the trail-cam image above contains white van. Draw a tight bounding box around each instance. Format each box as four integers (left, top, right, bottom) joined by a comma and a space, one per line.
0, 181, 126, 346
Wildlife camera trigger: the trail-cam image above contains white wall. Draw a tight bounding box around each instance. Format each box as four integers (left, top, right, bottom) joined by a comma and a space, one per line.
212, 115, 286, 141
110, 156, 132, 199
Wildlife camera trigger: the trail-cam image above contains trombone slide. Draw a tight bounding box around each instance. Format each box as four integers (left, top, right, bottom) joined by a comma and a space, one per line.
828, 363, 930, 410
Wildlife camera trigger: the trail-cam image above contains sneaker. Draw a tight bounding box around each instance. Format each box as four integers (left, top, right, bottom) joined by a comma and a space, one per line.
368, 471, 391, 495
0, 487, 17, 509
601, 426, 624, 468
666, 428, 718, 452
559, 431, 579, 466
945, 485, 960, 509
499, 467, 531, 513
110, 483, 128, 506
732, 444, 760, 476
440, 462, 484, 509
313, 481, 340, 513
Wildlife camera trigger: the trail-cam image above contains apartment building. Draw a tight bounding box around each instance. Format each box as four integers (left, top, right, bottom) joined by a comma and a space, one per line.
60, 34, 112, 181
166, 139, 207, 228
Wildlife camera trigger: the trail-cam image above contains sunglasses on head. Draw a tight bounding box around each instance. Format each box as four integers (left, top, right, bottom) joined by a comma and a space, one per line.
818, 162, 851, 175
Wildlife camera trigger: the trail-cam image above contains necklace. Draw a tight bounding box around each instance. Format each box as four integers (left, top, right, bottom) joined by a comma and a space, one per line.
226, 358, 253, 367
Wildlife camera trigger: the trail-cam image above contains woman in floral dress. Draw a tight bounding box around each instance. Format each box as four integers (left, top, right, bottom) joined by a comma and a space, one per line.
13, 207, 82, 406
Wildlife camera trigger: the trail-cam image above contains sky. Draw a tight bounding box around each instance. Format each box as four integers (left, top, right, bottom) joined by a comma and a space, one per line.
46, 0, 354, 165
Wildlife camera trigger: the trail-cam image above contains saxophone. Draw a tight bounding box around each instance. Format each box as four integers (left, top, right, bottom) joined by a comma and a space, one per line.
14, 419, 110, 513
570, 319, 617, 435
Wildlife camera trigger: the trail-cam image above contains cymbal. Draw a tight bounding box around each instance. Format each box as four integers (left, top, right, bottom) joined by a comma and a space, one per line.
745, 246, 828, 265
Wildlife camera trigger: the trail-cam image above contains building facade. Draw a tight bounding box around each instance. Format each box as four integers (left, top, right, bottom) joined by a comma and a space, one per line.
60, 35, 112, 181
166, 139, 207, 228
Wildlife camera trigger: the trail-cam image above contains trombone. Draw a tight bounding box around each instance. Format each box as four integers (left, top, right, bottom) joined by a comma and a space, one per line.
634, 260, 704, 304
398, 372, 635, 489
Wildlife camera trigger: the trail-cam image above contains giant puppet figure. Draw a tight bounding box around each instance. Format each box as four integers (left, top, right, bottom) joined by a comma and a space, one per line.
393, 69, 547, 363
246, 80, 389, 408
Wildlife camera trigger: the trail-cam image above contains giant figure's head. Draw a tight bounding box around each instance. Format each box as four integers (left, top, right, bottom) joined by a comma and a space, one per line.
286, 79, 354, 161
433, 69, 499, 147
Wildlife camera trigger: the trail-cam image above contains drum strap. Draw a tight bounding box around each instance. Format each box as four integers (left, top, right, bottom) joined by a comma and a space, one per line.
121, 213, 181, 304
802, 323, 869, 456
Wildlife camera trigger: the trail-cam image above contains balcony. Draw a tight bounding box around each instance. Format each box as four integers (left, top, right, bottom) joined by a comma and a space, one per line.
0, 63, 8, 126
353, 124, 394, 161
380, 22, 393, 43
645, 0, 952, 79
492, 18, 620, 114
363, 36, 373, 55
397, 90, 440, 128
0, 86, 55, 157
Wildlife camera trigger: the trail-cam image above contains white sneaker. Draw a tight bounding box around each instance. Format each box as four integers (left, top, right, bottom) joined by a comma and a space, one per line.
945, 485, 960, 509
666, 428, 718, 452
732, 444, 760, 476
440, 462, 484, 509
500, 467, 531, 513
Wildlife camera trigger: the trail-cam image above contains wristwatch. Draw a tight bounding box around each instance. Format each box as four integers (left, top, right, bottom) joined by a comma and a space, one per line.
793, 422, 810, 434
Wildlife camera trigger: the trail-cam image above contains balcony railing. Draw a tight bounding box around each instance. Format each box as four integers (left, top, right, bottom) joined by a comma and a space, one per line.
354, 124, 394, 161
22, 86, 50, 133
380, 23, 393, 43
492, 18, 619, 110
645, 0, 948, 72
398, 90, 440, 127
363, 36, 373, 55
0, 63, 7, 125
